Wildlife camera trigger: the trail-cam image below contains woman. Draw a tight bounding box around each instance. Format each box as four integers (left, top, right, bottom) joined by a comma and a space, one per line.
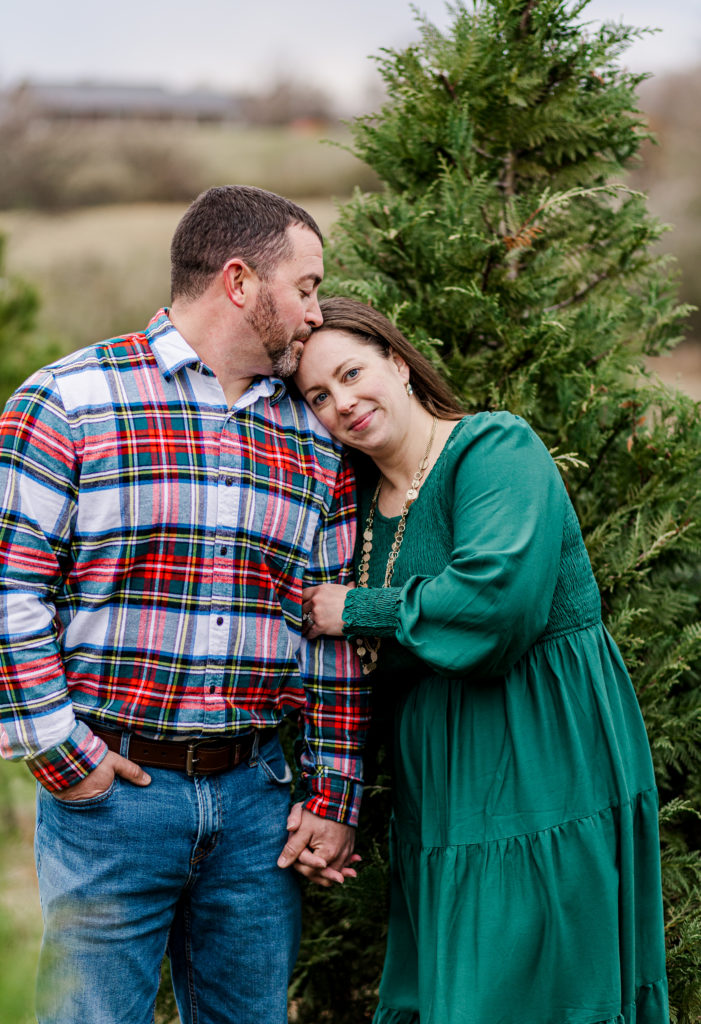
294, 297, 669, 1024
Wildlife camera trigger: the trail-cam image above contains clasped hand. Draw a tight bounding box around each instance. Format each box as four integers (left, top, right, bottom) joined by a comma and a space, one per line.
277, 802, 360, 887
301, 583, 353, 639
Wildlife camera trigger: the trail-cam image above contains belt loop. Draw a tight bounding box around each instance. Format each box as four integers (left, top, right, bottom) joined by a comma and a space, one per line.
82, 718, 130, 759
119, 730, 131, 759
249, 730, 261, 766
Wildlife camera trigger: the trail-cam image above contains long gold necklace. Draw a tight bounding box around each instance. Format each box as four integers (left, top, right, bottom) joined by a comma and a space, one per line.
355, 416, 437, 674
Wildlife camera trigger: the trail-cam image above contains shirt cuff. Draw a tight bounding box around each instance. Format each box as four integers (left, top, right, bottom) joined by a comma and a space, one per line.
26, 720, 108, 792
302, 770, 364, 827
342, 586, 402, 640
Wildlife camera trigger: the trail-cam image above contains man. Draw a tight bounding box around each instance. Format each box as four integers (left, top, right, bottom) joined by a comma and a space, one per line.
0, 185, 369, 1024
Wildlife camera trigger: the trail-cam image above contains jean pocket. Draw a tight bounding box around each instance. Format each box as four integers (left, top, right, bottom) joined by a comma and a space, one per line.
48, 777, 118, 810
256, 742, 294, 786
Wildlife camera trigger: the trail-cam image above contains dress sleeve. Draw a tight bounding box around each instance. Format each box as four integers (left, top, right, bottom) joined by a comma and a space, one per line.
343, 414, 566, 678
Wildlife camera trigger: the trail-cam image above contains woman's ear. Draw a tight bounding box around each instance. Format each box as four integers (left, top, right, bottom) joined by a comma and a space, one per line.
391, 350, 410, 384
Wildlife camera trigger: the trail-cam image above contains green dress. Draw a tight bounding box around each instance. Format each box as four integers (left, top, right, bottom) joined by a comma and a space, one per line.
342, 412, 668, 1024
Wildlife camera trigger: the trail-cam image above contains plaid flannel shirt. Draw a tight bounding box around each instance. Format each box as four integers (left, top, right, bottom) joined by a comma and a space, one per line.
0, 310, 370, 824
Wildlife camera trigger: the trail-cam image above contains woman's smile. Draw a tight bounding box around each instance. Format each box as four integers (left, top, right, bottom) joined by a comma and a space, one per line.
349, 410, 375, 433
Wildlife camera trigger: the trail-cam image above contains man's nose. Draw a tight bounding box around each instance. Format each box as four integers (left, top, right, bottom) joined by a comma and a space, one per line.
306, 295, 323, 328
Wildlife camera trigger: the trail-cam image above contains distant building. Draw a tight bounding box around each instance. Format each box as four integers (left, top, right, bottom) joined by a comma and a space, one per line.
4, 81, 244, 123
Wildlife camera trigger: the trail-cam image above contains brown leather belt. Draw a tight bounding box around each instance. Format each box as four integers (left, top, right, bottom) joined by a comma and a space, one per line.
91, 724, 277, 777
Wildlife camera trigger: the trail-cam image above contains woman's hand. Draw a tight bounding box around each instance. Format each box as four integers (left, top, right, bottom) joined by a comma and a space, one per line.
302, 583, 354, 639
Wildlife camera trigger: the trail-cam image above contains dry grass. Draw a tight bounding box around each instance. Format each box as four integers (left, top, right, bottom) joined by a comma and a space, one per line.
0, 198, 340, 352
647, 340, 701, 400
167, 123, 377, 198
0, 119, 369, 352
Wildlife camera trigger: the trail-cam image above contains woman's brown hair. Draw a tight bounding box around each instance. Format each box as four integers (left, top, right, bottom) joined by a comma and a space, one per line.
316, 297, 464, 420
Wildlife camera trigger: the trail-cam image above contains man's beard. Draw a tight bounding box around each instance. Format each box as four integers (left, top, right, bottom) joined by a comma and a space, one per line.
246, 284, 308, 378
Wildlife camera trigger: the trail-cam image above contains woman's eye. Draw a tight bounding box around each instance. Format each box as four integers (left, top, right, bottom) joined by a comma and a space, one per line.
346, 368, 359, 381
313, 391, 328, 406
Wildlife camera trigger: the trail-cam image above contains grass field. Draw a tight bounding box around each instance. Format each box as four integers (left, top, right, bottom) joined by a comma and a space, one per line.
0, 197, 340, 353
0, 119, 378, 210
0, 118, 372, 356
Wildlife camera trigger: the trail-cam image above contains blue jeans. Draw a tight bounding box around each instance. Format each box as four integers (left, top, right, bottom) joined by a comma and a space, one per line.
34, 732, 301, 1024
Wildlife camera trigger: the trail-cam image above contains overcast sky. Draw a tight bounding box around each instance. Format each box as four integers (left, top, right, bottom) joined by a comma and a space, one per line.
2, 0, 700, 111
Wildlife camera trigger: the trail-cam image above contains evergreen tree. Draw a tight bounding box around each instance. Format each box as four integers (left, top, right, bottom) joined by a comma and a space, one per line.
293, 2, 701, 1021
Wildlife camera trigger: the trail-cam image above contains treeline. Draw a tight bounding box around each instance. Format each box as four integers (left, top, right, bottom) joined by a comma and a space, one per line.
0, 77, 379, 212
0, 66, 699, 335
0, 66, 699, 211
0, 119, 379, 212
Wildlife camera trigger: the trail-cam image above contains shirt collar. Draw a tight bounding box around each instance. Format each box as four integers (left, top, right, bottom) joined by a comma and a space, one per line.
145, 309, 288, 406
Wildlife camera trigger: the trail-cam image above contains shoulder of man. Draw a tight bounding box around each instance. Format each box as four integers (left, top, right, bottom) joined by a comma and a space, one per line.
17, 325, 148, 383
3, 323, 157, 422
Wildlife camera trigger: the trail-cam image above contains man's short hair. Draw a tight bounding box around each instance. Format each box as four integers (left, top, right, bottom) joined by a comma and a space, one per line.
170, 185, 323, 301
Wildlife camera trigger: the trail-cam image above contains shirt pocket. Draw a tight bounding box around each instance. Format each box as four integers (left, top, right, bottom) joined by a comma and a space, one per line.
258, 467, 330, 585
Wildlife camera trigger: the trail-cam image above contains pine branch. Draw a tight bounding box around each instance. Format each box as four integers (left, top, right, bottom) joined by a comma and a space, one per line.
519, 0, 540, 35
545, 271, 612, 312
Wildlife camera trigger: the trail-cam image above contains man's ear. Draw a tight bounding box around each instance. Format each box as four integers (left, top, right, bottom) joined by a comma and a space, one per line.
222, 258, 254, 309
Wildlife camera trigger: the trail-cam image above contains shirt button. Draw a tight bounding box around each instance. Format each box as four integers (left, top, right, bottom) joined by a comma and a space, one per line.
224, 477, 233, 486
221, 546, 228, 556
216, 616, 224, 625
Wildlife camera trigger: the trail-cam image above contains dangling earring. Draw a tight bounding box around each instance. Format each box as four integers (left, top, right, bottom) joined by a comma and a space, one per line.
405, 381, 414, 396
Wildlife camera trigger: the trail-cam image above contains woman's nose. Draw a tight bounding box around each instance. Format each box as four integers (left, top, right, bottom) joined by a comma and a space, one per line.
336, 392, 357, 414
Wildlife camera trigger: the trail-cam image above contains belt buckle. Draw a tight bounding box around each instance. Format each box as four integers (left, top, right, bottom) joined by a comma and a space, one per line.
186, 741, 201, 777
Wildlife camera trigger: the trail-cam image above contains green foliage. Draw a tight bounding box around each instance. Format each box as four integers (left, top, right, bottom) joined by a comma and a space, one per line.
0, 235, 64, 403
290, 837, 389, 1022
291, 757, 393, 1023
0, 762, 42, 1023
293, 2, 701, 1020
